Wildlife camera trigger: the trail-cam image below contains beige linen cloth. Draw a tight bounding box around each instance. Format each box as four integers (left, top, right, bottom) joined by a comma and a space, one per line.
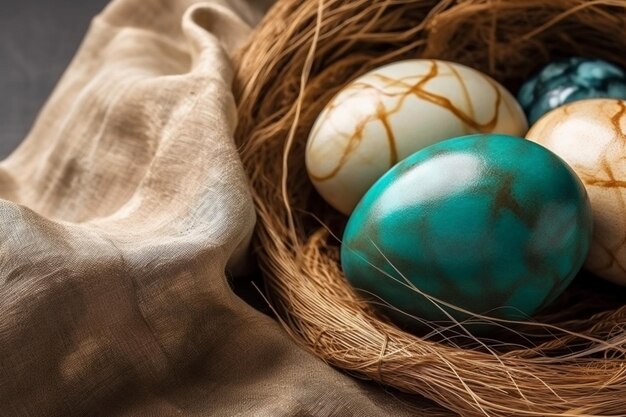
0, 0, 437, 416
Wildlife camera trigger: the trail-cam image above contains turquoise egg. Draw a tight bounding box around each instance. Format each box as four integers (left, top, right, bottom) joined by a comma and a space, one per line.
341, 134, 592, 326
518, 57, 626, 125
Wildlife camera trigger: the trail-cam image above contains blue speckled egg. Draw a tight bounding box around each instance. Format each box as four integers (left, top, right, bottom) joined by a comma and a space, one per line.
341, 134, 592, 326
518, 57, 626, 124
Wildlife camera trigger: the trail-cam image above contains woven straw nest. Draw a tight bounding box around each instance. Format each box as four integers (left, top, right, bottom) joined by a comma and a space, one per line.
232, 1, 626, 416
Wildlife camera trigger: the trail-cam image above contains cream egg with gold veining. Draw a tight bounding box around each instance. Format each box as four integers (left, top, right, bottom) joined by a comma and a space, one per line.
305, 59, 528, 214
526, 99, 626, 286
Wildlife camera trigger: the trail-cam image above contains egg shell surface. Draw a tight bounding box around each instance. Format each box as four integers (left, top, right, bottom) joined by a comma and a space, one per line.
527, 99, 626, 286
518, 57, 626, 125
306, 59, 528, 214
341, 134, 592, 325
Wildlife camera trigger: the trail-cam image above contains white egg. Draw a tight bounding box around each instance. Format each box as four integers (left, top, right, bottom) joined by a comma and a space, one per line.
305, 59, 528, 214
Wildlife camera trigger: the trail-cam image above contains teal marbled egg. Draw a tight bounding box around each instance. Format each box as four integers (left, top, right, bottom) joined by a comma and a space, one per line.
341, 134, 592, 326
518, 57, 626, 125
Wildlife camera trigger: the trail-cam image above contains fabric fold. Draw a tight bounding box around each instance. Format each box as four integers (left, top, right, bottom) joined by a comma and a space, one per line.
0, 0, 436, 415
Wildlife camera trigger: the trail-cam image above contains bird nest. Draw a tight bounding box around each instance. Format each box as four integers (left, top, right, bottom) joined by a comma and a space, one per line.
233, 1, 626, 415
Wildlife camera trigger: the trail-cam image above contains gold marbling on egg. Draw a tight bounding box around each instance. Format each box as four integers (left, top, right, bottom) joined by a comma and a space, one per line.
305, 59, 528, 214
526, 99, 626, 286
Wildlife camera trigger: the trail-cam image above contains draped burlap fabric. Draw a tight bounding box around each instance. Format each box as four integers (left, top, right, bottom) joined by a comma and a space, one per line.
0, 0, 439, 416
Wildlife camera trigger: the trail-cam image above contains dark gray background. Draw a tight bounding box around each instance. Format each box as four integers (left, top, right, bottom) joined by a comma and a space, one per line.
0, 0, 109, 158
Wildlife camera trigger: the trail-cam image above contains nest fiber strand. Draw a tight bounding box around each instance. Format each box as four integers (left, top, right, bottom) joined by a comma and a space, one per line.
233, 1, 626, 416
